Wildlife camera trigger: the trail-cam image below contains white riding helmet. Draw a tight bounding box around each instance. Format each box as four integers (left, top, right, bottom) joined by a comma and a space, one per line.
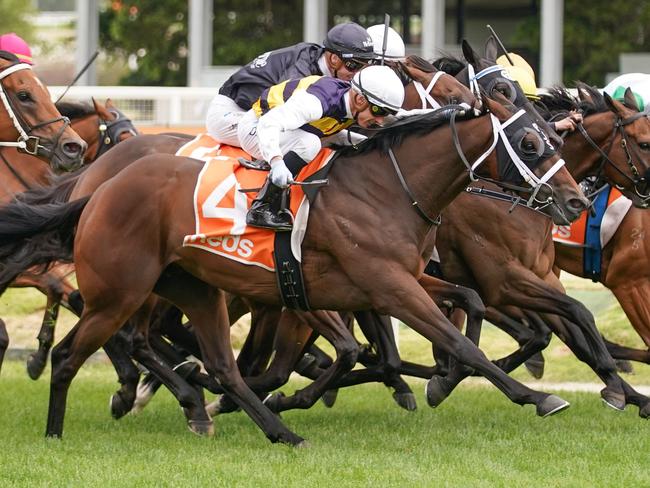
366, 25, 406, 60
351, 65, 405, 114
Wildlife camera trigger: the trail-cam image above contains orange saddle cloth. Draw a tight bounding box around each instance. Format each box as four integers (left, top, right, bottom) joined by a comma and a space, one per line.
552, 187, 631, 247
177, 134, 334, 270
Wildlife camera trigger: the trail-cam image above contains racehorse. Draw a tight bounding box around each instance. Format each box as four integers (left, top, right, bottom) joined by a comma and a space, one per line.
0, 90, 590, 444
0, 51, 85, 171
0, 99, 138, 378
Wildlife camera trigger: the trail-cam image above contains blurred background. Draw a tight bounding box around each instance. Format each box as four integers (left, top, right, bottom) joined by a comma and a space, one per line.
4, 0, 650, 130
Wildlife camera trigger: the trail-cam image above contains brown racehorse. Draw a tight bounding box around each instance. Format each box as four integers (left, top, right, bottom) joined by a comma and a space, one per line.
0, 51, 85, 171
0, 60, 484, 420
0, 93, 590, 444
0, 51, 86, 371
1, 99, 137, 379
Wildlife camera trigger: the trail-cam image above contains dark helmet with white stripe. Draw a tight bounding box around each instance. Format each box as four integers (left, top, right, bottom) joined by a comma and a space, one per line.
323, 22, 376, 60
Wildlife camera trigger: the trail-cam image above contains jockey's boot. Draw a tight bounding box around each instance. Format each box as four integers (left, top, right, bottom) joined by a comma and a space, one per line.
246, 178, 293, 231
246, 152, 308, 232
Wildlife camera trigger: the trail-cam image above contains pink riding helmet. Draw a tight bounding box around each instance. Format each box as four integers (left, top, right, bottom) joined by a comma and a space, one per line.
0, 33, 33, 65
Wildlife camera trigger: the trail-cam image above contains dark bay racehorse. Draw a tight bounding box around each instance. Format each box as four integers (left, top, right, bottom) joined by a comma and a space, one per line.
0, 92, 589, 444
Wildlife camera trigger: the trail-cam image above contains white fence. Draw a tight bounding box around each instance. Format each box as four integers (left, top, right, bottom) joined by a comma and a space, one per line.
48, 86, 218, 127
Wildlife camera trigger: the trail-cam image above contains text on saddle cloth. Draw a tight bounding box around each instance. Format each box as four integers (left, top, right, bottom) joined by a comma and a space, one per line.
178, 133, 335, 270
552, 186, 632, 249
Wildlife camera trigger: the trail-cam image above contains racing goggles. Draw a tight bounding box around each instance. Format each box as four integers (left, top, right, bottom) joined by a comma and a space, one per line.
343, 58, 368, 72
369, 102, 398, 117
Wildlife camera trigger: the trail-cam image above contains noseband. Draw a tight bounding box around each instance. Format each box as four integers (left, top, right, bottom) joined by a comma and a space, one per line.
93, 107, 138, 160
0, 62, 71, 157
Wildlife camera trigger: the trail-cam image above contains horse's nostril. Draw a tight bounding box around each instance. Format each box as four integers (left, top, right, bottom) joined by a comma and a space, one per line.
567, 198, 587, 214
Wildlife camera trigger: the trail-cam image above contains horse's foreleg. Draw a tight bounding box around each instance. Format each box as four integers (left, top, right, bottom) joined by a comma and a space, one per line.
0, 318, 8, 374
602, 336, 650, 365
376, 274, 567, 417
27, 292, 61, 380
265, 309, 358, 413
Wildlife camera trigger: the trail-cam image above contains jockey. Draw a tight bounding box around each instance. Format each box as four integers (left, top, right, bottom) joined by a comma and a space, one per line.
366, 24, 406, 62
496, 52, 582, 132
239, 65, 405, 231
0, 32, 34, 65
206, 22, 376, 147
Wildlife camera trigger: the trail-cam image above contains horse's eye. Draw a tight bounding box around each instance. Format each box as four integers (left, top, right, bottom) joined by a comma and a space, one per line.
521, 140, 536, 153
16, 91, 30, 102
639, 142, 650, 151
449, 97, 458, 104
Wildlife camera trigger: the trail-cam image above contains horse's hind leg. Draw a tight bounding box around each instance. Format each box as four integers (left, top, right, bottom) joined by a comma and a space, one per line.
0, 318, 8, 374
602, 336, 649, 368
103, 331, 141, 419
155, 268, 305, 446
47, 300, 145, 438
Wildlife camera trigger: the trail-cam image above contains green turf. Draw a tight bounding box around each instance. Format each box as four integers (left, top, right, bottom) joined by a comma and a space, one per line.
0, 360, 648, 487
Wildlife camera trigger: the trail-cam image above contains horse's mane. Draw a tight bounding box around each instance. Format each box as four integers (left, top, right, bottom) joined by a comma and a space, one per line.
55, 100, 96, 119
432, 54, 467, 76
536, 84, 608, 117
338, 108, 469, 157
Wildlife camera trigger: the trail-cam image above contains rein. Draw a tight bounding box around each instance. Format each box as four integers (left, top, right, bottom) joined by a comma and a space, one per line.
576, 107, 650, 206
0, 62, 71, 158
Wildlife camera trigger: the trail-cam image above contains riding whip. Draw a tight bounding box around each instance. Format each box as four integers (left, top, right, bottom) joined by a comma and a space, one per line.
55, 49, 100, 103
486, 25, 514, 65
380, 13, 390, 66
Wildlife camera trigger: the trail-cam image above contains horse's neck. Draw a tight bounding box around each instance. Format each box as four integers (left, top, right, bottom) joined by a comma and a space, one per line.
310, 115, 495, 248
70, 115, 99, 149
561, 112, 615, 182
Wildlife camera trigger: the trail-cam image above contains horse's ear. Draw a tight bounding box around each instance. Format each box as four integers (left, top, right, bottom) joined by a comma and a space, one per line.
91, 97, 100, 112
603, 91, 626, 116
484, 36, 498, 63
105, 98, 115, 108
462, 39, 479, 67
623, 87, 640, 112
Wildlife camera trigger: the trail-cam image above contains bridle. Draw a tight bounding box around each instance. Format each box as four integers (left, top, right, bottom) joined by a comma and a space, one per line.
450, 107, 565, 209
0, 62, 71, 158
575, 106, 650, 207
93, 106, 138, 160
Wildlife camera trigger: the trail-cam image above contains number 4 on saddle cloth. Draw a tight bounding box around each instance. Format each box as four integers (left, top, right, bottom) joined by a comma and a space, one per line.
176, 134, 335, 309
552, 185, 632, 281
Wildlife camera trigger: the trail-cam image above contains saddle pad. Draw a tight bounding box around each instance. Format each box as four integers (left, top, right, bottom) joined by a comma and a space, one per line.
179, 134, 334, 270
552, 186, 632, 248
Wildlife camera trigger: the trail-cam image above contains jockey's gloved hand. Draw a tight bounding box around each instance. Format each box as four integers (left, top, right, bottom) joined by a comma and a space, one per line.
269, 157, 294, 188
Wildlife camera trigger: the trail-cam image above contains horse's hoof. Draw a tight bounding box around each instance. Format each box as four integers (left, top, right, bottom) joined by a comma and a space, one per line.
263, 392, 286, 413
26, 353, 46, 380
278, 432, 306, 447
205, 395, 240, 416
110, 393, 132, 420
321, 389, 338, 408
392, 391, 417, 411
187, 419, 214, 437
524, 353, 545, 379
536, 394, 570, 417
425, 376, 451, 408
615, 359, 634, 374
600, 388, 626, 411
638, 402, 650, 419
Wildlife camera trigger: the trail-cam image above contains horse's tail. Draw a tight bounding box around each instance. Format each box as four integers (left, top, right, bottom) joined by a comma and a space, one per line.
0, 196, 89, 294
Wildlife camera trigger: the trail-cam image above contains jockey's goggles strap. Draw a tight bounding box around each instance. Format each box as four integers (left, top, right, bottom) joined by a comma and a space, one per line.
414, 71, 445, 110
0, 63, 33, 148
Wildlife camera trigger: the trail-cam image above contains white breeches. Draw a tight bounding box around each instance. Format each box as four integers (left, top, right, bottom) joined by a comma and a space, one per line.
237, 110, 321, 162
205, 94, 247, 146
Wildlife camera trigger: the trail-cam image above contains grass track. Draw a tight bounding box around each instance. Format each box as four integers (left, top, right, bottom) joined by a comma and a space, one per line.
0, 361, 649, 487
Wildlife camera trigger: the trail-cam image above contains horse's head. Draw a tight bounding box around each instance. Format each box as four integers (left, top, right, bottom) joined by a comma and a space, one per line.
600, 88, 650, 207
0, 51, 86, 171
90, 98, 139, 160
458, 38, 564, 149
399, 55, 479, 112
476, 94, 588, 224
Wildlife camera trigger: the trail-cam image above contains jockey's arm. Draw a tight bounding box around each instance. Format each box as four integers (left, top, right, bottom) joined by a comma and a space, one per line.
257, 91, 324, 163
